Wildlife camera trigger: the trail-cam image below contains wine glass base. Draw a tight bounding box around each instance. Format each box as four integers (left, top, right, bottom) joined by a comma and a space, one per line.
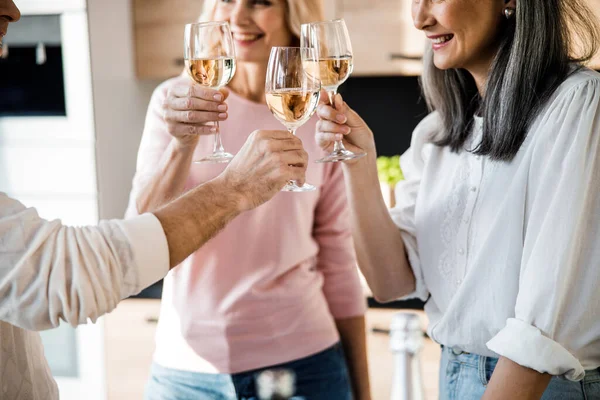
282, 181, 317, 192
316, 149, 366, 163
194, 152, 234, 164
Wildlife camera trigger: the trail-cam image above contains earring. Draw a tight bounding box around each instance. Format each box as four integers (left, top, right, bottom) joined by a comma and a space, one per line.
504, 7, 515, 19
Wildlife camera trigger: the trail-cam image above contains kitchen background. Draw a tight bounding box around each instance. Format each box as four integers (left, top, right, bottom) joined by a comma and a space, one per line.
1, 0, 599, 399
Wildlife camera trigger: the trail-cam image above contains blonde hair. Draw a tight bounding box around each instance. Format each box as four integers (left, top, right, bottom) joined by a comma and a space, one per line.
198, 0, 324, 44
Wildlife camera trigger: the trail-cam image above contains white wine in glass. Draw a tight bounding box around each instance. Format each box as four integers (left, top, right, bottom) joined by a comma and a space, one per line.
302, 55, 353, 92
301, 19, 365, 163
185, 57, 235, 88
265, 47, 320, 192
265, 89, 320, 128
184, 21, 237, 163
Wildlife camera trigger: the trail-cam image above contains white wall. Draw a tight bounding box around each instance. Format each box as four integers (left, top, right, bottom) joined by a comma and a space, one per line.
87, 0, 162, 220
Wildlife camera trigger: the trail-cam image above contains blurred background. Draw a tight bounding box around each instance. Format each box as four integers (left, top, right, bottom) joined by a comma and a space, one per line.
0, 0, 598, 399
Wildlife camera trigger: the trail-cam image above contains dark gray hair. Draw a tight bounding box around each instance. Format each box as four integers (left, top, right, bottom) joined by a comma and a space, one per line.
420, 0, 600, 161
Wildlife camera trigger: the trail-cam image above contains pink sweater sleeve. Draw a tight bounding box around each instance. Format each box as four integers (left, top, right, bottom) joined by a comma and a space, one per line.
125, 81, 178, 219
314, 163, 367, 319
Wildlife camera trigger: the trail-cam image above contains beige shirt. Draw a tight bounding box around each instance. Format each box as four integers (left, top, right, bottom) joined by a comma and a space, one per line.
0, 193, 169, 399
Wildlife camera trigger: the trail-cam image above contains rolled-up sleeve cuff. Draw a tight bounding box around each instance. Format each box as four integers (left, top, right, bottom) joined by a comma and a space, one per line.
398, 231, 429, 302
486, 318, 584, 381
120, 213, 170, 294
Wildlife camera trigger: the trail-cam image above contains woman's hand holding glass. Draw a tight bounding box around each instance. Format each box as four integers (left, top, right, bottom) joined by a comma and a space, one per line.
315, 93, 375, 164
301, 19, 366, 163
162, 83, 230, 148
184, 21, 237, 163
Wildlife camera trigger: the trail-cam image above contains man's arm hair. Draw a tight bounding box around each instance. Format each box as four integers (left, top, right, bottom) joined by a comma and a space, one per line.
154, 175, 243, 268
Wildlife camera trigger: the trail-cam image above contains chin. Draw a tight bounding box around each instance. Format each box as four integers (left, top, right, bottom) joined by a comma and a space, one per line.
234, 54, 253, 63
236, 55, 267, 64
432, 56, 459, 71
234, 49, 263, 63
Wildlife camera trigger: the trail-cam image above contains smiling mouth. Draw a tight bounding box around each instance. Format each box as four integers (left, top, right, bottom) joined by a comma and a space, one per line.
233, 33, 264, 42
431, 34, 454, 45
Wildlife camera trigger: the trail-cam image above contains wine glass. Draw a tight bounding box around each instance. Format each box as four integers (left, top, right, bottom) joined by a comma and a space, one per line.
301, 19, 366, 163
265, 47, 321, 192
184, 21, 237, 163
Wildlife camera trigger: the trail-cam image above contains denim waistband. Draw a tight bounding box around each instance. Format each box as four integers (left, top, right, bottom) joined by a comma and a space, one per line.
442, 345, 600, 384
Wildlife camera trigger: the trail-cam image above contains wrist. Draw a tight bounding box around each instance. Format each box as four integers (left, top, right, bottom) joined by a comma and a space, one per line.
172, 137, 199, 152
211, 174, 249, 213
343, 151, 378, 178
342, 152, 383, 201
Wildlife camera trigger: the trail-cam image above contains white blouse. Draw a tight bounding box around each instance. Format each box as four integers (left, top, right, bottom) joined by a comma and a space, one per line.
391, 67, 600, 380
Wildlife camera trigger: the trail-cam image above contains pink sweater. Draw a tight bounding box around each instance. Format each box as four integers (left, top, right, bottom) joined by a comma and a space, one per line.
126, 75, 366, 374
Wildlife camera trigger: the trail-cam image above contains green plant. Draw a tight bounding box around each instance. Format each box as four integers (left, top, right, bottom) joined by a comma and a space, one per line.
376, 155, 404, 186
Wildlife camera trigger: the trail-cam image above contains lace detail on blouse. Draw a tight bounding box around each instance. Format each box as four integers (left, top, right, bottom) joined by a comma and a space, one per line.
438, 157, 471, 285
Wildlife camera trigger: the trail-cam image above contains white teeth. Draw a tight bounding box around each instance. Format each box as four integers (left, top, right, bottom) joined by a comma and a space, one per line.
432, 35, 453, 44
234, 33, 260, 41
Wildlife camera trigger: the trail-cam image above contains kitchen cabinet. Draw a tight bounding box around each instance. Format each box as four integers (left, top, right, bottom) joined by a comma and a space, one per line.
333, 0, 600, 76
333, 0, 426, 76
104, 299, 440, 399
131, 1, 337, 79
132, 0, 599, 79
132, 0, 205, 79
104, 299, 161, 400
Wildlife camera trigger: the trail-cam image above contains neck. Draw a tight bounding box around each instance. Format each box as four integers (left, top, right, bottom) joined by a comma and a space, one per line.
469, 63, 491, 97
468, 46, 502, 96
228, 61, 268, 103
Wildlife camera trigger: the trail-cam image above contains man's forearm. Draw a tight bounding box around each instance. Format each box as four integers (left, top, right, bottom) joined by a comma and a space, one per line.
482, 357, 552, 400
336, 315, 371, 400
154, 175, 243, 268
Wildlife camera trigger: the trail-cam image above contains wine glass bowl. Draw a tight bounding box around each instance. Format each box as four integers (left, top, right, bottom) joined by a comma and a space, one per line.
301, 19, 366, 163
184, 21, 237, 163
266, 89, 320, 130
303, 56, 353, 95
265, 47, 320, 192
186, 58, 235, 89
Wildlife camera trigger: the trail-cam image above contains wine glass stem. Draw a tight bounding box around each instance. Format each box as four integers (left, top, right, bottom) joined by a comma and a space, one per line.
333, 138, 345, 153
213, 121, 225, 154
327, 89, 347, 153
327, 89, 337, 106
288, 128, 298, 187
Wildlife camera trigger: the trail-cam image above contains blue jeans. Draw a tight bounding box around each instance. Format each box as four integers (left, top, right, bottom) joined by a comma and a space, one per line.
439, 345, 600, 400
144, 343, 353, 400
